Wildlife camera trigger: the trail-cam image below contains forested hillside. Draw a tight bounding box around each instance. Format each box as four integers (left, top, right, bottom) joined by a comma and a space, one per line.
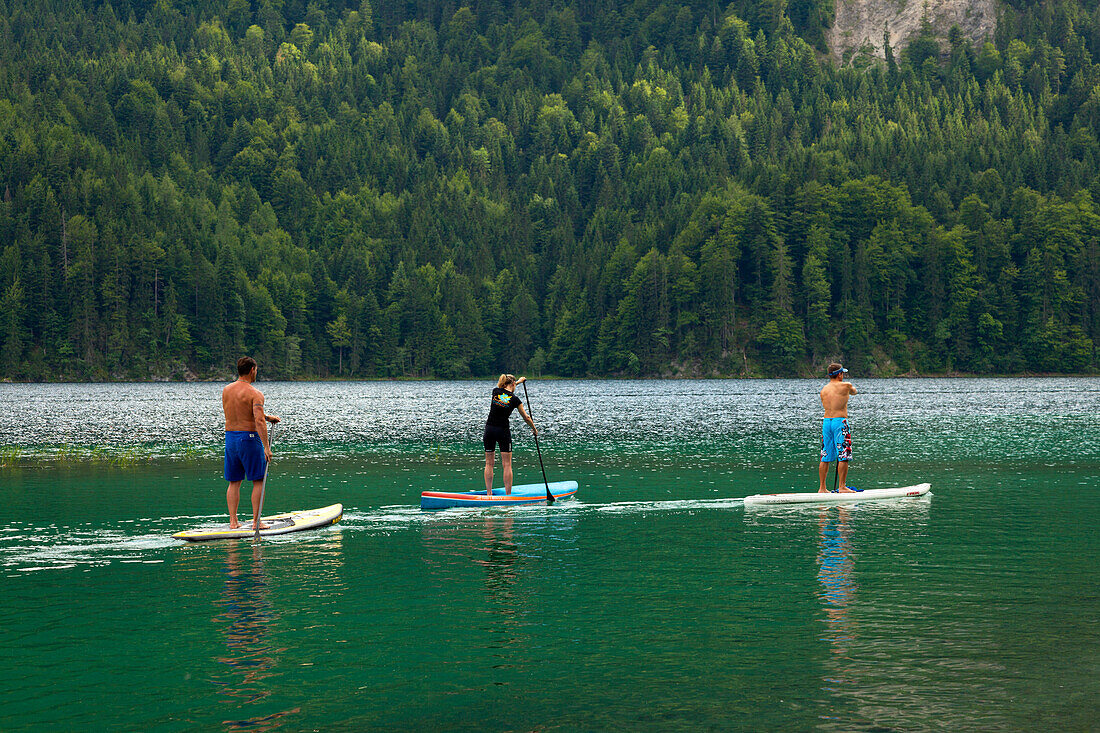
1, 0, 1099, 380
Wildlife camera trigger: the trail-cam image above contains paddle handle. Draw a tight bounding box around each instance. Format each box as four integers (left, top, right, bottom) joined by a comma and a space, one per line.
521, 381, 554, 505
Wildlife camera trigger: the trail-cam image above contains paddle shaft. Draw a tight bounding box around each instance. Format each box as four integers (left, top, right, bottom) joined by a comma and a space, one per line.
833, 459, 839, 493
520, 381, 554, 505
254, 422, 274, 541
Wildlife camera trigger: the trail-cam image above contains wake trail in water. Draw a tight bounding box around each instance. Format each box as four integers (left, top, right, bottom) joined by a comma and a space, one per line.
334, 496, 748, 531
0, 524, 180, 573
0, 511, 297, 573
585, 497, 746, 513
1, 493, 926, 574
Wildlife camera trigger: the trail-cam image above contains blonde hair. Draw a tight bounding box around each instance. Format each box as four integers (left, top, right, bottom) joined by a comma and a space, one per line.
497, 373, 516, 389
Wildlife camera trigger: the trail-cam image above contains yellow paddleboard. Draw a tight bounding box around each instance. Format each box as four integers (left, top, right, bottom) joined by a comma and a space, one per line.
172, 504, 343, 542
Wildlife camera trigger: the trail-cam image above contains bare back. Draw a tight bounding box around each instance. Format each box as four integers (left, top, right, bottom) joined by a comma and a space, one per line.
223, 379, 265, 431
820, 379, 856, 418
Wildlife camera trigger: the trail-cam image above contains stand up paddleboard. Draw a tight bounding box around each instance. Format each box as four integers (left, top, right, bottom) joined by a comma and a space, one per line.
421, 481, 578, 509
743, 483, 930, 506
172, 504, 343, 542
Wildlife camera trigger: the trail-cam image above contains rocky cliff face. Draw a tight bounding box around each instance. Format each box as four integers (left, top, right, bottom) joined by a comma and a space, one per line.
827, 0, 997, 65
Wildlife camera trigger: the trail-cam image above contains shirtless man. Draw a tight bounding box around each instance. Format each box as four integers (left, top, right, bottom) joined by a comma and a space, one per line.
223, 357, 280, 528
819, 363, 857, 493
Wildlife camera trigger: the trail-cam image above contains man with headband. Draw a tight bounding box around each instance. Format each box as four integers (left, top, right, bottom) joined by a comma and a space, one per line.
819, 363, 857, 493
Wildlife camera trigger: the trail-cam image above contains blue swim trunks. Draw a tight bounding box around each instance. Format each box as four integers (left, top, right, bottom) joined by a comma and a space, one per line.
224, 431, 267, 482
820, 418, 852, 463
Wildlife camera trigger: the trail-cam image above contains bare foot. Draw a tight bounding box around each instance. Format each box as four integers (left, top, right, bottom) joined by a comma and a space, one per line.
229, 521, 240, 529
818, 488, 829, 493
839, 486, 855, 493
252, 522, 270, 530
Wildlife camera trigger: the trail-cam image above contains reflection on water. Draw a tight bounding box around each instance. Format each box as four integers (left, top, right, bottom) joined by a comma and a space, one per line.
214, 542, 300, 731
817, 507, 857, 676
216, 543, 275, 703
808, 500, 946, 731
474, 515, 520, 616
422, 515, 524, 619
472, 515, 527, 681
743, 499, 940, 730
421, 514, 531, 680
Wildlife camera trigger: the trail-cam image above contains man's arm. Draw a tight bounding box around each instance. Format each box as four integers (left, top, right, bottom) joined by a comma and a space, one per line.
253, 395, 272, 460
848, 383, 857, 395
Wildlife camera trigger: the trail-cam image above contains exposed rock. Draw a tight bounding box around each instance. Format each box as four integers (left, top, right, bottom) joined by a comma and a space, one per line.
827, 0, 997, 65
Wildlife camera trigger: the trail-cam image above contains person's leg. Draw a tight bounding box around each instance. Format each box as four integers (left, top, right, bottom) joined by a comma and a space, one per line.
819, 421, 835, 492
837, 461, 853, 492
837, 419, 853, 492
484, 451, 495, 494
227, 481, 243, 528
250, 480, 270, 528
225, 433, 245, 527
501, 451, 513, 494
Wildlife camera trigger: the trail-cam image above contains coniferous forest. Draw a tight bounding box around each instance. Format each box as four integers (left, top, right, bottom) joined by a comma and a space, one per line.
1, 0, 1099, 380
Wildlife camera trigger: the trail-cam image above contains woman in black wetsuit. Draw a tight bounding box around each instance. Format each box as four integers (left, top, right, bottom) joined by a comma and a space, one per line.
483, 374, 537, 495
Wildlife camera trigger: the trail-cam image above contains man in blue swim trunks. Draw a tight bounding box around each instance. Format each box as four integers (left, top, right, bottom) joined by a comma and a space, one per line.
819, 362, 857, 493
223, 357, 280, 528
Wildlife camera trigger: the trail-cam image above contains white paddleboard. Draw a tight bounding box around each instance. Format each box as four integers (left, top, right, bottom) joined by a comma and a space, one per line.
743, 483, 931, 506
172, 504, 343, 542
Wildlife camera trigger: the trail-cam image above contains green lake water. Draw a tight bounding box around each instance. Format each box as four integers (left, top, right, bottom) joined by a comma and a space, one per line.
1, 379, 1098, 731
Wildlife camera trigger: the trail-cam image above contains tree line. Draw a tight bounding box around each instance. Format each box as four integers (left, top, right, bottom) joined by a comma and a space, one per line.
0, 0, 1098, 380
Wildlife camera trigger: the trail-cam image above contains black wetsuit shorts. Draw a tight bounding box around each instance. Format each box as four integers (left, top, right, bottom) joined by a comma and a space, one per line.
483, 423, 512, 453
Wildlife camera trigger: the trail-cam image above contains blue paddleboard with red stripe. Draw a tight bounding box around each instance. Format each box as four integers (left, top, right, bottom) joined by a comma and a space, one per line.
421, 481, 578, 509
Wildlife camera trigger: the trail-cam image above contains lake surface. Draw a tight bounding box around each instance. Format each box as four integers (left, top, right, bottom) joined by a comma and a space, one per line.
1, 379, 1098, 730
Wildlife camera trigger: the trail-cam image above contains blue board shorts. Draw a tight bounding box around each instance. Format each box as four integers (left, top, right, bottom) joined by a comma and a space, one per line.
820, 418, 852, 463
224, 431, 267, 482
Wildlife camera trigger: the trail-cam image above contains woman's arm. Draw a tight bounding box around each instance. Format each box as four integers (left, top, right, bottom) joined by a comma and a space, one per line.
517, 403, 537, 436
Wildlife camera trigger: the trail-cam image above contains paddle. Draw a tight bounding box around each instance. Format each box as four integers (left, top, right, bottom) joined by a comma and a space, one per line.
254, 422, 274, 541
520, 381, 554, 506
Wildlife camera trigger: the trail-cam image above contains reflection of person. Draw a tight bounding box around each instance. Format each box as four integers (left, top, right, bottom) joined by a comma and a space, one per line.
817, 507, 857, 657
419, 516, 524, 625
219, 543, 275, 699
477, 514, 519, 613
482, 374, 537, 495
218, 543, 301, 730
818, 363, 856, 493
223, 357, 280, 529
